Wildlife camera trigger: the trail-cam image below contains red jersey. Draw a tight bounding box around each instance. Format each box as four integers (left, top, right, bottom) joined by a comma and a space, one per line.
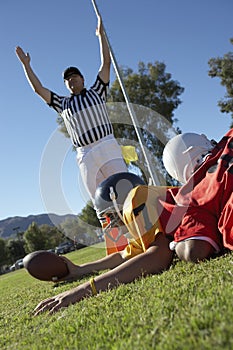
164, 129, 233, 250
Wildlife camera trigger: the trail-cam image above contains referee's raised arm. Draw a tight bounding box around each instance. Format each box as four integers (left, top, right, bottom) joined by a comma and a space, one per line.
96, 15, 111, 84
15, 46, 51, 104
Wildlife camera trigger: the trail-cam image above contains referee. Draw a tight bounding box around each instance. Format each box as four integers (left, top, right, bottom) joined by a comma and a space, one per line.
15, 14, 127, 204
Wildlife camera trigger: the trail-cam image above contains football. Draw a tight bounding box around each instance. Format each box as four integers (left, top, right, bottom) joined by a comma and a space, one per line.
23, 250, 69, 282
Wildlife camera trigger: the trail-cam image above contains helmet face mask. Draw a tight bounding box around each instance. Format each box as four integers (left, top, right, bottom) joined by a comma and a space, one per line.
163, 133, 216, 183
99, 207, 124, 228
183, 150, 211, 181
99, 206, 127, 243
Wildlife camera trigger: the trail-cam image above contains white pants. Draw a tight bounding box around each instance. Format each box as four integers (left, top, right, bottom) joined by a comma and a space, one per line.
76, 135, 127, 203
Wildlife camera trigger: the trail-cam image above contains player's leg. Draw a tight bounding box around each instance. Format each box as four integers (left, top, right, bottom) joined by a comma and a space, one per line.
175, 239, 215, 263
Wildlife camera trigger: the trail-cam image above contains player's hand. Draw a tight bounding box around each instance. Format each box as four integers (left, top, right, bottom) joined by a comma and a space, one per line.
34, 286, 84, 315
55, 256, 82, 282
15, 46, 31, 65
96, 15, 103, 36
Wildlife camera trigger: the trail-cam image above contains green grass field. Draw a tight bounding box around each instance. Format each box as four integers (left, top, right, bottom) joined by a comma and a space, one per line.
0, 243, 232, 350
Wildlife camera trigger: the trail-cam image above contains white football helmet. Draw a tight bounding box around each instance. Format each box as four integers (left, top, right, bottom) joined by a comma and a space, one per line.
163, 133, 216, 183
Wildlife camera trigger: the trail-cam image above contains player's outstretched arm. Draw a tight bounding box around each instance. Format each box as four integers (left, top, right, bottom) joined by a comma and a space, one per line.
58, 251, 126, 282
34, 233, 173, 315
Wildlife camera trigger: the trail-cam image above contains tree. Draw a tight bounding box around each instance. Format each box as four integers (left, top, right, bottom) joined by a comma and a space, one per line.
208, 38, 233, 126
24, 222, 47, 252
59, 217, 81, 242
78, 201, 101, 228
39, 224, 64, 249
24, 222, 67, 252
6, 239, 26, 264
77, 202, 101, 244
110, 62, 183, 120
60, 204, 100, 246
0, 238, 8, 270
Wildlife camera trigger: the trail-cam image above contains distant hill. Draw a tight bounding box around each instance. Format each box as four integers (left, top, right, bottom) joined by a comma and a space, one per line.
0, 213, 77, 239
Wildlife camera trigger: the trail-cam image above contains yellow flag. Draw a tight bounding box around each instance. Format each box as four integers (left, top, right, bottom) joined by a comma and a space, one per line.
121, 146, 138, 165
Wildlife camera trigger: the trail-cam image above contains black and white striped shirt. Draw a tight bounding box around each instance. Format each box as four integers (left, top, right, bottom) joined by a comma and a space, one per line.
49, 75, 113, 147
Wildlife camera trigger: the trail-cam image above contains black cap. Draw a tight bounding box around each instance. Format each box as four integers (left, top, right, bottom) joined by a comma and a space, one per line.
63, 66, 83, 80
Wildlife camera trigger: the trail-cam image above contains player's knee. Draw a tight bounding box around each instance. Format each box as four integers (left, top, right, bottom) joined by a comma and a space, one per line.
148, 234, 174, 272
175, 240, 214, 263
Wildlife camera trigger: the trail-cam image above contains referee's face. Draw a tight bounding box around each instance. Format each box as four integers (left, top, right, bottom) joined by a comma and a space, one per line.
64, 74, 84, 95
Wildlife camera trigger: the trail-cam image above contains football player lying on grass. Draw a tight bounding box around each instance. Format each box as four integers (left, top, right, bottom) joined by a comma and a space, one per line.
34, 129, 233, 315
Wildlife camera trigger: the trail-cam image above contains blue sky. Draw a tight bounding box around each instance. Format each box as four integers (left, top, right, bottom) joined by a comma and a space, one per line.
0, 0, 232, 221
